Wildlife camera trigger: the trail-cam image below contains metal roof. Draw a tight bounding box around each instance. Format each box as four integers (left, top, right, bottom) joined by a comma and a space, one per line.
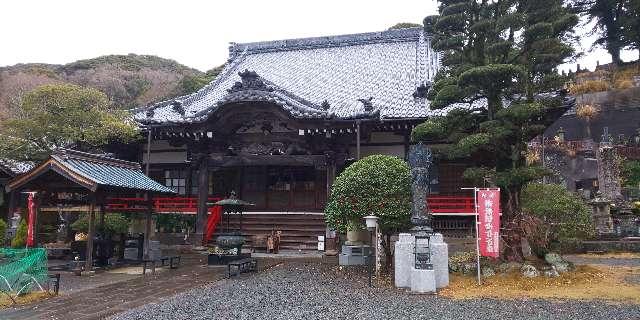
6, 149, 175, 193
134, 28, 442, 125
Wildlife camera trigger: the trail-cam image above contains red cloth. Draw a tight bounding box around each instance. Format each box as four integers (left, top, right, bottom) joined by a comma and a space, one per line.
477, 189, 500, 257
203, 206, 222, 245
26, 193, 36, 247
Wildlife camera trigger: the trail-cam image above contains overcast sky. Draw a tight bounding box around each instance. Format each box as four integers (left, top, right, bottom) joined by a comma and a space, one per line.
1, 0, 637, 73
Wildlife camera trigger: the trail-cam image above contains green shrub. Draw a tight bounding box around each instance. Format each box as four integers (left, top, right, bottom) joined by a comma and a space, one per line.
71, 213, 129, 236
11, 218, 28, 248
0, 219, 7, 246
521, 183, 593, 256
325, 155, 411, 233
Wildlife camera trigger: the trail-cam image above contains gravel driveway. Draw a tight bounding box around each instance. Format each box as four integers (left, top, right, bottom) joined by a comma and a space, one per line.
110, 260, 640, 320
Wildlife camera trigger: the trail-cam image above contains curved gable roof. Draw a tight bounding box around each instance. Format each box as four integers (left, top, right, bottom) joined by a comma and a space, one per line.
135, 28, 440, 125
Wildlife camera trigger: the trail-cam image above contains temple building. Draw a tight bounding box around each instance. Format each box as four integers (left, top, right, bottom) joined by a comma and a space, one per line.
126, 27, 567, 249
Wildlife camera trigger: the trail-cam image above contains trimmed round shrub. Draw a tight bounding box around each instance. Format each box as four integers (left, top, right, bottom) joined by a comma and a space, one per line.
0, 219, 7, 246
325, 155, 411, 233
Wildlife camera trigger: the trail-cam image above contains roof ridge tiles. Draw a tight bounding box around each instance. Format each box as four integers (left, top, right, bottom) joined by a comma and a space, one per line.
229, 28, 424, 57
54, 149, 141, 170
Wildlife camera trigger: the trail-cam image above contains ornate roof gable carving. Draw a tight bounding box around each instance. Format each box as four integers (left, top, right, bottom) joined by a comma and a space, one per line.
227, 70, 274, 93
357, 97, 374, 112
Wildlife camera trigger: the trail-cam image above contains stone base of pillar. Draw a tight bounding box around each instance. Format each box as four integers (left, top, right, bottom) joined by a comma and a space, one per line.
410, 268, 436, 294
429, 234, 449, 288
394, 233, 414, 288
394, 233, 449, 291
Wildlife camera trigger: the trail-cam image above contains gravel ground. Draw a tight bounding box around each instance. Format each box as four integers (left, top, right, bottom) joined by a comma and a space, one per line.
110, 260, 640, 320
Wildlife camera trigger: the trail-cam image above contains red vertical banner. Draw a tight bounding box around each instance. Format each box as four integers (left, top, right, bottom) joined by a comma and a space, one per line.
477, 189, 500, 257
26, 193, 36, 247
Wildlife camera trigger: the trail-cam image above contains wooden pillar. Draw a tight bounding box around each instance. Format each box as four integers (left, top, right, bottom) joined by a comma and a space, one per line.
6, 191, 17, 222
195, 156, 209, 244
85, 193, 96, 272
356, 120, 361, 160
325, 153, 336, 199
99, 203, 105, 235
403, 133, 410, 161
144, 192, 153, 259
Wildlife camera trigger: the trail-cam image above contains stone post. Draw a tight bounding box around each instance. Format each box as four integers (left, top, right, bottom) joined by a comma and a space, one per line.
597, 143, 622, 201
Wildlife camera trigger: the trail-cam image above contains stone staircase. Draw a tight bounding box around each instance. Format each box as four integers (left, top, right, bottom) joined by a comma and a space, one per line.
213, 213, 326, 251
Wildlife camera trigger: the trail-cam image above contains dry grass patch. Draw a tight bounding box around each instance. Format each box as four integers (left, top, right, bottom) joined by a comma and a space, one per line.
440, 265, 640, 303
0, 291, 52, 309
573, 252, 640, 259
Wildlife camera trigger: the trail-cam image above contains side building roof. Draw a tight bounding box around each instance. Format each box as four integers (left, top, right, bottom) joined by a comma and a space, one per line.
6, 149, 176, 194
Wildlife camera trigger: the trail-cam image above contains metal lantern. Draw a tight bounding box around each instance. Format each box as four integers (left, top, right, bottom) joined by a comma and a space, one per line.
211, 191, 254, 251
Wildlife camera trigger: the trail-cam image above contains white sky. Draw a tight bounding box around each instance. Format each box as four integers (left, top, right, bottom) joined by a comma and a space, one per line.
1, 0, 637, 72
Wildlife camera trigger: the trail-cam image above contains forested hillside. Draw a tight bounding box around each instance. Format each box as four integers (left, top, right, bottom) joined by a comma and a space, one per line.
0, 54, 222, 119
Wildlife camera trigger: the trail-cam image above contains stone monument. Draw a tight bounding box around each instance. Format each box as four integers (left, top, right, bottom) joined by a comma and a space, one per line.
395, 142, 449, 293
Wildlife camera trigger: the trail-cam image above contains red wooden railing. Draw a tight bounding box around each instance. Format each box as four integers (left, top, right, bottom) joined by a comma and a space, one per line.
106, 197, 222, 214
107, 195, 479, 215
427, 196, 476, 215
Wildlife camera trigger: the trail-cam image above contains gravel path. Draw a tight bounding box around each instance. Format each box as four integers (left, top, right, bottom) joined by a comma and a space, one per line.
110, 260, 640, 320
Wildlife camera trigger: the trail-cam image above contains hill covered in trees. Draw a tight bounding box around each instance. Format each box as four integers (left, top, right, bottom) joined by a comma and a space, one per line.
0, 54, 222, 119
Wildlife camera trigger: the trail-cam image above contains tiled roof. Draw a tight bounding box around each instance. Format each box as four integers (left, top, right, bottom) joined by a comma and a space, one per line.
6, 149, 175, 193
134, 28, 441, 124
0, 159, 34, 177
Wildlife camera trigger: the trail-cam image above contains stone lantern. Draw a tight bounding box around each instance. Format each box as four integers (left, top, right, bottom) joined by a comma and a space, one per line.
589, 192, 613, 235
557, 127, 566, 143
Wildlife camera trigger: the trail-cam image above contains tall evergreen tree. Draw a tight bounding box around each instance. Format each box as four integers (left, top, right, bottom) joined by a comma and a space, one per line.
414, 0, 577, 259
621, 0, 640, 57
574, 0, 628, 65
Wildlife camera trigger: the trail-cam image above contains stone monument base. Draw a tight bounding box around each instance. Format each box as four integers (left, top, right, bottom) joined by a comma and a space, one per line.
394, 233, 449, 292
338, 245, 372, 266
410, 268, 436, 293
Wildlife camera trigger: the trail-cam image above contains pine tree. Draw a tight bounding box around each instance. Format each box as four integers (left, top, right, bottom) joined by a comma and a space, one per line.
414, 0, 577, 259
621, 0, 640, 57
573, 0, 628, 65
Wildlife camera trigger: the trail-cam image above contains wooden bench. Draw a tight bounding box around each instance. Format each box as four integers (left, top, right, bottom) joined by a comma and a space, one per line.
160, 256, 181, 269
142, 255, 181, 274
227, 258, 257, 278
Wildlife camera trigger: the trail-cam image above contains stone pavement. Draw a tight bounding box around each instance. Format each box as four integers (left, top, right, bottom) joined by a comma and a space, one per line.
0, 254, 281, 320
